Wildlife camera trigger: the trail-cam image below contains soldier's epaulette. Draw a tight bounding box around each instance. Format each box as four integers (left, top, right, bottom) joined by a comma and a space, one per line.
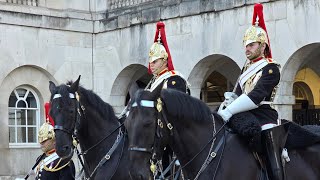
266, 58, 281, 68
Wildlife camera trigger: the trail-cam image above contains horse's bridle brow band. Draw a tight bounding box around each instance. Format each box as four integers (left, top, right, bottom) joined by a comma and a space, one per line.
132, 100, 154, 108
53, 93, 75, 99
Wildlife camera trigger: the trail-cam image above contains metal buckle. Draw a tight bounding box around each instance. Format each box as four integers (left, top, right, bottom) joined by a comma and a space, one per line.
210, 152, 216, 158
167, 123, 173, 130
158, 119, 163, 128
105, 154, 110, 160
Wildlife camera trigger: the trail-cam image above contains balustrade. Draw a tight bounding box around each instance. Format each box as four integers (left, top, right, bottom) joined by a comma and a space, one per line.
5, 0, 38, 6
109, 0, 156, 10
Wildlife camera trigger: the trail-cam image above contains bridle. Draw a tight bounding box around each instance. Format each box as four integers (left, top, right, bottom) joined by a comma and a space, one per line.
128, 98, 173, 178
51, 92, 125, 180
128, 97, 229, 179
52, 93, 78, 136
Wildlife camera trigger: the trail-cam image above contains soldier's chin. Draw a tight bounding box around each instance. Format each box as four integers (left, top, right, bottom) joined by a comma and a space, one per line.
247, 54, 258, 60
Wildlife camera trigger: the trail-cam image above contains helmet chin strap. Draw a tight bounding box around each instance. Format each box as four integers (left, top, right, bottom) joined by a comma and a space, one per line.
152, 59, 167, 76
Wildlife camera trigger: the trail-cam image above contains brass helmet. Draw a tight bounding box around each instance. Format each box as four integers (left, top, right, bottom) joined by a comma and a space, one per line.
149, 42, 168, 63
38, 122, 55, 144
243, 26, 268, 47
243, 3, 272, 58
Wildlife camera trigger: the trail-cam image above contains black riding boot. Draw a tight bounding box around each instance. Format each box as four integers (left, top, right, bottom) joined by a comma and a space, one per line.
261, 123, 290, 180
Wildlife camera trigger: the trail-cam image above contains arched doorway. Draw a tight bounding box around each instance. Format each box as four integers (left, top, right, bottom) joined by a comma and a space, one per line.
188, 54, 240, 110
292, 68, 320, 125
281, 43, 320, 124
200, 71, 233, 103
110, 64, 152, 114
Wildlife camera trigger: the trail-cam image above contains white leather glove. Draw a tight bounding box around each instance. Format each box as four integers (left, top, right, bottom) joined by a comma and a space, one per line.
223, 92, 238, 107
218, 94, 258, 123
217, 108, 233, 122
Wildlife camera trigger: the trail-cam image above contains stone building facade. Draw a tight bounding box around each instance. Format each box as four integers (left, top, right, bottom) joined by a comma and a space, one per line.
0, 0, 319, 178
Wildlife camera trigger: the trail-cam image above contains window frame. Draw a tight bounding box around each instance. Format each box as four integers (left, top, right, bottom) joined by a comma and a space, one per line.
8, 86, 41, 148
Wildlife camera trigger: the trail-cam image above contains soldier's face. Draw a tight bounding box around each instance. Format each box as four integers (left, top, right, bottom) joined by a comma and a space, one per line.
149, 58, 167, 75
245, 42, 265, 60
40, 139, 56, 153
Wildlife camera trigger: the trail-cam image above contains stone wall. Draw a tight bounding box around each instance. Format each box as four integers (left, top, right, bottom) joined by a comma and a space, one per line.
0, 0, 319, 178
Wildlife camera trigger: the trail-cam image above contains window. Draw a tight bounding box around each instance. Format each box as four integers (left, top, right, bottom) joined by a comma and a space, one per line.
8, 87, 40, 148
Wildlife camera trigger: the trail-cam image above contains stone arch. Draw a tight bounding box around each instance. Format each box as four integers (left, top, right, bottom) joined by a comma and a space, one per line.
109, 64, 151, 114
188, 54, 241, 100
0, 65, 56, 147
277, 43, 320, 119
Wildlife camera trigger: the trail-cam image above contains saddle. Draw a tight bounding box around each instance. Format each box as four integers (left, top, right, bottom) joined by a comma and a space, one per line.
227, 112, 320, 149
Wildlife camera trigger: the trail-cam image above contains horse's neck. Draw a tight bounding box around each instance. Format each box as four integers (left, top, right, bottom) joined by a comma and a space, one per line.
78, 105, 119, 168
170, 115, 221, 178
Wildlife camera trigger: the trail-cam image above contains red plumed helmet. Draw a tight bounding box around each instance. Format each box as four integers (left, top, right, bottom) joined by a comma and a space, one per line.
148, 21, 174, 74
243, 3, 272, 58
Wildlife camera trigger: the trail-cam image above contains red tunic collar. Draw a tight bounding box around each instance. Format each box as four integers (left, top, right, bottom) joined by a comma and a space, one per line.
251, 56, 264, 63
46, 149, 56, 156
157, 68, 169, 77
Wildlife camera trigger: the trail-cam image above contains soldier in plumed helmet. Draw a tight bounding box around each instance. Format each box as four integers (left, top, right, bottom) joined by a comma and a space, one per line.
146, 21, 189, 94
31, 102, 75, 180
145, 21, 189, 177
217, 3, 287, 180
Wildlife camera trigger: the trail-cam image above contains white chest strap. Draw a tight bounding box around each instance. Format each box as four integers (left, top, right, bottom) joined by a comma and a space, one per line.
149, 72, 172, 92
239, 60, 269, 91
35, 152, 60, 173
149, 71, 189, 92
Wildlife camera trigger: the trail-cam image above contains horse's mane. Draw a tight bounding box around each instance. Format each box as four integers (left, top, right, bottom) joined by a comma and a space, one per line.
160, 89, 213, 123
65, 81, 117, 121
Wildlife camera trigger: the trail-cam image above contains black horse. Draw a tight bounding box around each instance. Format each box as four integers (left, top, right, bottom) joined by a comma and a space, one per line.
125, 83, 320, 180
49, 76, 130, 180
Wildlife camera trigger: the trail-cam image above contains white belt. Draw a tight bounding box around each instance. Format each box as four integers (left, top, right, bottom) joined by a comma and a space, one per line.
260, 101, 273, 105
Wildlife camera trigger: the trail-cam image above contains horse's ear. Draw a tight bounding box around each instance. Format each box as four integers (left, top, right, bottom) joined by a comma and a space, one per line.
150, 80, 164, 99
70, 75, 81, 93
49, 81, 56, 94
129, 82, 139, 98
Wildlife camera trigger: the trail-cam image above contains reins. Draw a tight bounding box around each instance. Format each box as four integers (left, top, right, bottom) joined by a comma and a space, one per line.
52, 92, 126, 180
129, 97, 229, 179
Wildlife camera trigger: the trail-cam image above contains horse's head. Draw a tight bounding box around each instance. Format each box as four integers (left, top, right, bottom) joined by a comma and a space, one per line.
49, 75, 80, 159
126, 81, 170, 180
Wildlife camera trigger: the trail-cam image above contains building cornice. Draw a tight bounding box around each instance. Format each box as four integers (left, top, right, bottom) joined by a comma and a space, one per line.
0, 0, 280, 33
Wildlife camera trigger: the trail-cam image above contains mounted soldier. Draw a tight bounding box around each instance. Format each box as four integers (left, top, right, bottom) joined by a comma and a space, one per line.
145, 21, 189, 178
218, 4, 287, 180
145, 21, 189, 94
31, 103, 75, 180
